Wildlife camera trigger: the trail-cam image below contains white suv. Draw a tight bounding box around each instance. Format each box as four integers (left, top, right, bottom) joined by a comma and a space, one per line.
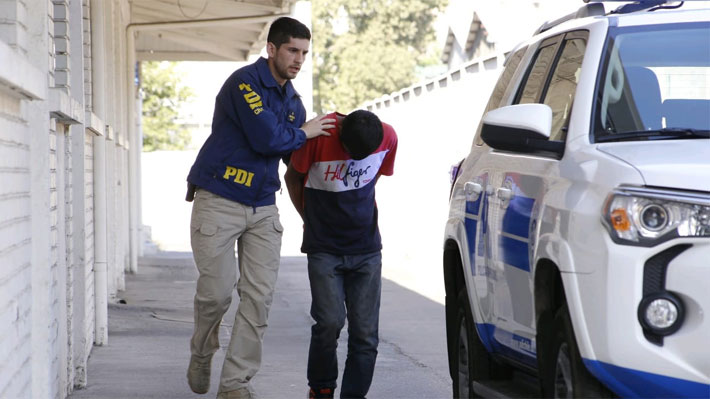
443, 1, 710, 397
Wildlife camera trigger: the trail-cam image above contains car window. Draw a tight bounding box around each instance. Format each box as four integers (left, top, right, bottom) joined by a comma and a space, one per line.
517, 44, 558, 104
542, 37, 587, 141
474, 47, 527, 146
594, 23, 710, 142
486, 47, 528, 112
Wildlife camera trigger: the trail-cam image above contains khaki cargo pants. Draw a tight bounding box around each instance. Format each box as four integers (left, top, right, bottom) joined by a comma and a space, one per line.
189, 189, 283, 393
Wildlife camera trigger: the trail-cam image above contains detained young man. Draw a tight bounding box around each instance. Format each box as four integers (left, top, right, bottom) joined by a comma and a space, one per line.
285, 110, 398, 399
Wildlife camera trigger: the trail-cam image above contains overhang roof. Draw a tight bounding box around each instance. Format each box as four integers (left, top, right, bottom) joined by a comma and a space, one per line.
131, 0, 295, 62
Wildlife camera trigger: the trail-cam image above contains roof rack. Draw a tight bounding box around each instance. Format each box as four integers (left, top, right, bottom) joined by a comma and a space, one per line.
534, 3, 605, 34
535, 0, 698, 34
583, 0, 697, 14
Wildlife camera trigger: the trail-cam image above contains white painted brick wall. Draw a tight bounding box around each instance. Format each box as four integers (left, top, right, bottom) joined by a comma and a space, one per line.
1, 268, 32, 398
84, 133, 95, 353
0, 0, 29, 54
0, 265, 32, 398
47, 0, 55, 88
104, 142, 128, 294
63, 126, 74, 396
48, 122, 73, 399
71, 0, 90, 387
120, 147, 130, 274
82, 0, 91, 112
52, 1, 69, 88
0, 87, 33, 398
0, 0, 152, 396
49, 126, 60, 399
48, 1, 74, 393
106, 141, 117, 296
70, 128, 90, 389
108, 144, 128, 293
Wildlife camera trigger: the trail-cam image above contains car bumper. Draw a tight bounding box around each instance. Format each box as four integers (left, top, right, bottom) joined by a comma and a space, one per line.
571, 238, 710, 398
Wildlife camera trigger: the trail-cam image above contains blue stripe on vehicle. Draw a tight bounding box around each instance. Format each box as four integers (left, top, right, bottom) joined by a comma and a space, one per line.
475, 323, 537, 367
465, 193, 483, 215
464, 217, 477, 276
583, 359, 710, 398
478, 192, 489, 255
501, 196, 534, 238
474, 323, 495, 353
465, 188, 483, 276
500, 235, 530, 272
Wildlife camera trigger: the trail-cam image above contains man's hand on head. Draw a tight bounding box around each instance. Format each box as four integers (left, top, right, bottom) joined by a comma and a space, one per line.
301, 115, 335, 139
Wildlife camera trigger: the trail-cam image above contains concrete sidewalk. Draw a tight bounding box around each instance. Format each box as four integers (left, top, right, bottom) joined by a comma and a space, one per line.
68, 251, 450, 399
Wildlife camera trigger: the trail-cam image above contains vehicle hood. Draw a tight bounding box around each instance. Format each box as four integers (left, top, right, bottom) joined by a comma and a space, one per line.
596, 140, 710, 192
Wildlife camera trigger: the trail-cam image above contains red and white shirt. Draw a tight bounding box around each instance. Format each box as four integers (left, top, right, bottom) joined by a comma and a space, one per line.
290, 112, 398, 254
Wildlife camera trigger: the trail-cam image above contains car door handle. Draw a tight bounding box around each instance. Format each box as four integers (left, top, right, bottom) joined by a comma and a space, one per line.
464, 182, 483, 196
496, 187, 513, 201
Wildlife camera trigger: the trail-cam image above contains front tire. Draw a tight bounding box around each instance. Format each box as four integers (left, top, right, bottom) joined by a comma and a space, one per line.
453, 290, 476, 398
452, 290, 510, 398
542, 302, 612, 398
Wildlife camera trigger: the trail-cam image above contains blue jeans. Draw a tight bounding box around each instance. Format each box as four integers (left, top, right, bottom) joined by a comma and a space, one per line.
306, 251, 382, 399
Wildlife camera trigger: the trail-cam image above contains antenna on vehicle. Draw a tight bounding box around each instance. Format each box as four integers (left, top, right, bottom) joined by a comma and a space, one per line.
582, 0, 690, 14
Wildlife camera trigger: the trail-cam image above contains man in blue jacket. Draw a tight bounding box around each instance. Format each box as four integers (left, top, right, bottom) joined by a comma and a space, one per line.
185, 17, 334, 399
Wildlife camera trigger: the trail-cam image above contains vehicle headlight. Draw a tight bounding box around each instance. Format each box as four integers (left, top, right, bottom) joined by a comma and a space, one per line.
602, 186, 710, 246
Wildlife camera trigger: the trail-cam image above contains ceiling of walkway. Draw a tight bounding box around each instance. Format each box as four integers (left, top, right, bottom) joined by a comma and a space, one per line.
131, 0, 295, 61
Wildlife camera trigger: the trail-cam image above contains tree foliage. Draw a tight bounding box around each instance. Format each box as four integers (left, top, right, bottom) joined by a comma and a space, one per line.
312, 0, 448, 113
140, 61, 194, 151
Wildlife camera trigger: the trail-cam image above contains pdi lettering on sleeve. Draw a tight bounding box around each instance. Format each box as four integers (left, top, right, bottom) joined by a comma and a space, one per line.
239, 83, 264, 115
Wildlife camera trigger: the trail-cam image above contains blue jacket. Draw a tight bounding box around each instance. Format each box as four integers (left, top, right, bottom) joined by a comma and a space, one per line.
186, 57, 307, 206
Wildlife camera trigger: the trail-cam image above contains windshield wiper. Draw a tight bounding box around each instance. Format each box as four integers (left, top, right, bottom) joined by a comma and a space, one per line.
596, 128, 710, 143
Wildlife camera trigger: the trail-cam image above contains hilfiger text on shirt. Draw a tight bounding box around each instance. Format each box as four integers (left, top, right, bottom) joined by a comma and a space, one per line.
323, 162, 372, 188
306, 150, 389, 193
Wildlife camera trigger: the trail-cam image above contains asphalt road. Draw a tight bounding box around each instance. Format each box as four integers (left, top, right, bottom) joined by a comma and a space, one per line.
68, 252, 451, 399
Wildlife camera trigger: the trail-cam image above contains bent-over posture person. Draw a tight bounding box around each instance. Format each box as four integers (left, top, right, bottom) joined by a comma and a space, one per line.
285, 110, 398, 399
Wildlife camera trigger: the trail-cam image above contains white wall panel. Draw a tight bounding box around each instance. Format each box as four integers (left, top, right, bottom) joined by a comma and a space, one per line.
365, 54, 504, 303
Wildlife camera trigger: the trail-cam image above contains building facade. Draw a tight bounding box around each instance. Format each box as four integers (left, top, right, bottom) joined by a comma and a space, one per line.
0, 0, 298, 397
0, 1, 133, 397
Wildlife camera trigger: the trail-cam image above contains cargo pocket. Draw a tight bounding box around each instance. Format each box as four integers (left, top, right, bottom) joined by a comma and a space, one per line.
268, 218, 284, 258
192, 222, 219, 260
273, 219, 284, 233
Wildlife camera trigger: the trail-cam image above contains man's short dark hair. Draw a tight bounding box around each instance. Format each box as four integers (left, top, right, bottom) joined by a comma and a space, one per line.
267, 17, 311, 48
340, 110, 384, 160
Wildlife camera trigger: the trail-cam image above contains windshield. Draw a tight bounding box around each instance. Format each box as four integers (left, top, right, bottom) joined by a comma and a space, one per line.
593, 22, 710, 142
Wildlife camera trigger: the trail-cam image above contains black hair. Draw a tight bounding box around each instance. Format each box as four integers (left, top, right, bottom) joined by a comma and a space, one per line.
267, 17, 311, 48
340, 110, 384, 160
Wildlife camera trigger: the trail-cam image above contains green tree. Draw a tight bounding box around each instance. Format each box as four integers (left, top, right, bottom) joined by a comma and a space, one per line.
140, 61, 194, 151
312, 0, 448, 113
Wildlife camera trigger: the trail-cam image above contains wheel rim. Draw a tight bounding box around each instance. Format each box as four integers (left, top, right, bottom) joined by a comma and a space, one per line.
457, 317, 470, 397
554, 342, 573, 399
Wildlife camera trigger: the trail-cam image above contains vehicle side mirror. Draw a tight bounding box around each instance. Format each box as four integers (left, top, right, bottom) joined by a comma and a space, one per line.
480, 104, 564, 158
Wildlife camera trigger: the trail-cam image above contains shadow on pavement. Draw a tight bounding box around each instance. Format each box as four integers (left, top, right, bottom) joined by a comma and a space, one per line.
68, 252, 450, 399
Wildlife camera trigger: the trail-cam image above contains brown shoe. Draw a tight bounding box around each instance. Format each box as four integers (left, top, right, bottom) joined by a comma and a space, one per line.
186, 354, 212, 394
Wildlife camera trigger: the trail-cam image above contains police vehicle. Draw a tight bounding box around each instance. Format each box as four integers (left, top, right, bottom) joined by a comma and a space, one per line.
442, 0, 710, 397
